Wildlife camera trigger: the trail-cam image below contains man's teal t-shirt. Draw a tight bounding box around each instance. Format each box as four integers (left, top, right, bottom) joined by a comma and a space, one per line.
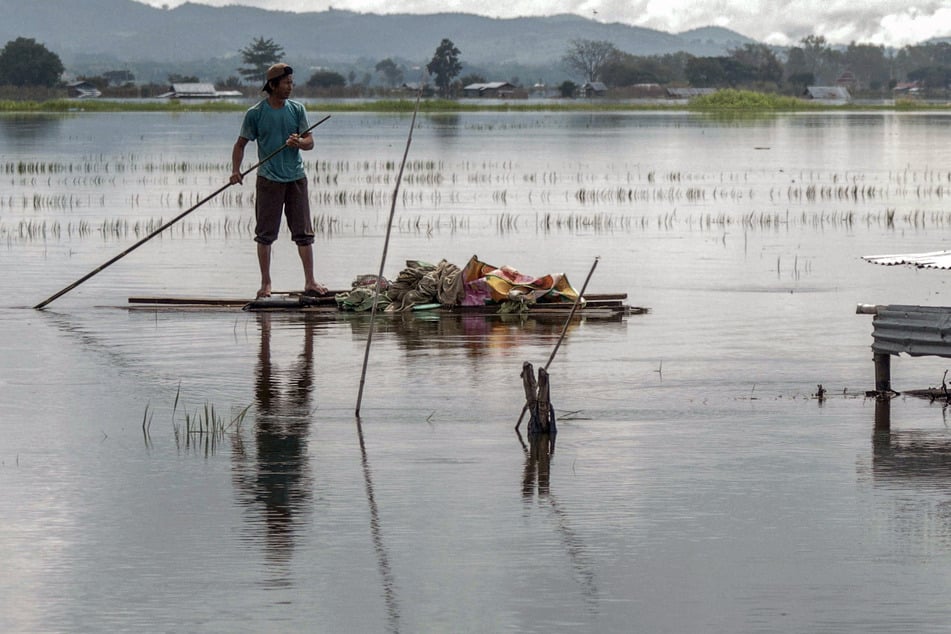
239, 99, 309, 182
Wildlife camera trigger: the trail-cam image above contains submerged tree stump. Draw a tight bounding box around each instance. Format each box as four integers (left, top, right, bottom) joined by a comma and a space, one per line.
521, 362, 556, 438
521, 361, 537, 414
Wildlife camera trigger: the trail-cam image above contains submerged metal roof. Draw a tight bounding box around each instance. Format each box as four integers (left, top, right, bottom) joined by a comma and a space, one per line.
863, 250, 951, 270
868, 304, 951, 358
805, 86, 851, 101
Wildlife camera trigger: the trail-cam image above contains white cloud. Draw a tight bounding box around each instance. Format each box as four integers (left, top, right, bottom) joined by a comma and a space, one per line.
878, 6, 951, 46
763, 32, 793, 46
133, 0, 951, 47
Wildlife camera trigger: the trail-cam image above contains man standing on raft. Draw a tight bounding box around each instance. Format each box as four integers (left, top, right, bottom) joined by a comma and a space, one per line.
230, 63, 328, 299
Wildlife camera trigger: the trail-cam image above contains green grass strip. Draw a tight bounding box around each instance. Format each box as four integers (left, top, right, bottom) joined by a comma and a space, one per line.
0, 92, 948, 114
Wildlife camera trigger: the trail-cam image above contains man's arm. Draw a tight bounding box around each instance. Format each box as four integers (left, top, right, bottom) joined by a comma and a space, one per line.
291, 105, 314, 151
287, 132, 314, 151
230, 137, 249, 184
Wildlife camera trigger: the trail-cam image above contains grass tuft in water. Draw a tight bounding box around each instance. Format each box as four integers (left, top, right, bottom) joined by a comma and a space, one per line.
137, 382, 254, 456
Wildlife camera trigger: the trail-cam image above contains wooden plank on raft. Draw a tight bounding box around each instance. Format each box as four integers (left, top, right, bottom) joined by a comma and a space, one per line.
129, 297, 248, 306
128, 291, 343, 307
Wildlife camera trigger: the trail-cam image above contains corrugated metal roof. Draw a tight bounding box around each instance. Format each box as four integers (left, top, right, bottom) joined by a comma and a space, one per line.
463, 82, 514, 92
863, 250, 951, 270
171, 83, 217, 95
667, 87, 716, 98
870, 304, 951, 357
805, 86, 851, 101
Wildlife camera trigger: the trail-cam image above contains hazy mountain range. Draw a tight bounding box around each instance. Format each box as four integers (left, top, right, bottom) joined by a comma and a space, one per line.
3, 0, 758, 83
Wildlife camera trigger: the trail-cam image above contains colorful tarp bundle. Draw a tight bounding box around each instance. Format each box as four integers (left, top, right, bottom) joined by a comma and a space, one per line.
460, 255, 580, 307
335, 255, 581, 312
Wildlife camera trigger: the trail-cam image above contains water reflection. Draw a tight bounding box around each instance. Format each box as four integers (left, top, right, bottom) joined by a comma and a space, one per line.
355, 417, 401, 632
521, 433, 553, 497
872, 398, 951, 486
424, 113, 461, 138
0, 114, 65, 145
520, 433, 600, 610
343, 311, 590, 357
870, 399, 951, 550
873, 427, 951, 481
872, 399, 951, 482
232, 313, 315, 586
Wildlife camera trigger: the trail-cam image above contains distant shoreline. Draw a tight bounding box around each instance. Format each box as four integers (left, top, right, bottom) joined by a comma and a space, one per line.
1, 94, 949, 114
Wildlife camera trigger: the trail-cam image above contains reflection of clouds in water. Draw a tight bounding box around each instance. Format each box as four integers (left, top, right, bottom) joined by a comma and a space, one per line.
232, 314, 316, 583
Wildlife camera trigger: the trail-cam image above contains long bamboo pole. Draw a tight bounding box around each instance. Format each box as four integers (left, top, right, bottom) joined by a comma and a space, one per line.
33, 114, 332, 310
354, 93, 422, 418
543, 256, 600, 370
515, 256, 600, 431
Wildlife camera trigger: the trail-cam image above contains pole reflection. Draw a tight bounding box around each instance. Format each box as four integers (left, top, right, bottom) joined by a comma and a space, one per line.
355, 417, 401, 632
520, 433, 599, 610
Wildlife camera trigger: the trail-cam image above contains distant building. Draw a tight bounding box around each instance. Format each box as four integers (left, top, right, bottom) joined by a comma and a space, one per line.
400, 82, 433, 97
580, 81, 608, 97
462, 81, 516, 98
803, 86, 851, 102
893, 81, 922, 95
613, 83, 666, 99
66, 81, 102, 99
666, 87, 716, 99
530, 83, 557, 98
835, 70, 857, 89
103, 70, 135, 85
158, 83, 242, 99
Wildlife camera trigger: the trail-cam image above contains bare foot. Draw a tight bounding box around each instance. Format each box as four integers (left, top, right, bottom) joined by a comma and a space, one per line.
256, 284, 272, 299
304, 282, 329, 296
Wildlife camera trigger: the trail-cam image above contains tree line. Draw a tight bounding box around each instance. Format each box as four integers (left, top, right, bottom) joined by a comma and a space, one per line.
2, 33, 950, 99
565, 36, 951, 96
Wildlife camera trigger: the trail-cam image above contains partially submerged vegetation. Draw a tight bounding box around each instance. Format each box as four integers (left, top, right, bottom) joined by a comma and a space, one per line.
0, 97, 682, 114
0, 90, 949, 114
4, 147, 951, 245
142, 384, 252, 455
0, 98, 247, 113
689, 89, 822, 110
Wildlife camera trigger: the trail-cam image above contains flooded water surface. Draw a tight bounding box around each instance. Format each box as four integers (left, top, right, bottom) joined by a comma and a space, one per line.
4, 110, 951, 632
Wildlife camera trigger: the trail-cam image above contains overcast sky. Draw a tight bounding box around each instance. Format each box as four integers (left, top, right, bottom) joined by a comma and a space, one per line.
135, 0, 950, 48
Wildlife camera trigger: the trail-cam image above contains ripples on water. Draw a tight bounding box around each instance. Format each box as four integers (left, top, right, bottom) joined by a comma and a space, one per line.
4, 111, 951, 631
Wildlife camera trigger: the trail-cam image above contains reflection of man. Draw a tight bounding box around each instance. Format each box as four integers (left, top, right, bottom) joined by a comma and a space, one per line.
233, 313, 316, 569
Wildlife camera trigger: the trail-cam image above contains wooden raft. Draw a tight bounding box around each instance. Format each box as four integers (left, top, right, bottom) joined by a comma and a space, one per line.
126, 292, 647, 317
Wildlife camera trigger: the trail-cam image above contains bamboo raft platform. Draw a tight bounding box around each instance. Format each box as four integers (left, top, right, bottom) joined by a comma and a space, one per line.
126, 292, 647, 319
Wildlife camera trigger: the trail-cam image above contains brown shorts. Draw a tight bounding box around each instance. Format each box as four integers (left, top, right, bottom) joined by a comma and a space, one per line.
254, 176, 314, 246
